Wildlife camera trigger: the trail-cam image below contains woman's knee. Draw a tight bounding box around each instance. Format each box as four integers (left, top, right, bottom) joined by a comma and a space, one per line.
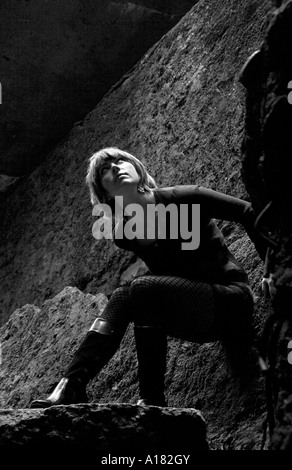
100, 286, 131, 324
108, 286, 130, 302
130, 276, 154, 300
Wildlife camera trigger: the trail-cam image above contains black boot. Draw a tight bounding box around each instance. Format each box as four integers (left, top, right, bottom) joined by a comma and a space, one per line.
30, 318, 122, 408
134, 325, 167, 407
30, 376, 88, 408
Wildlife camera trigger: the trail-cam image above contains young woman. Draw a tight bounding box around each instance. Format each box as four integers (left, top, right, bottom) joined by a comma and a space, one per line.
30, 147, 266, 408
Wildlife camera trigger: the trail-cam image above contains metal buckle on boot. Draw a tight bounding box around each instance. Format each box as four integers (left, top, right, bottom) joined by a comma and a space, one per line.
89, 318, 115, 335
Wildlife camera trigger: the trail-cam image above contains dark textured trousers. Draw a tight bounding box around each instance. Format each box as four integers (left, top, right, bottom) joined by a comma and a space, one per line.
65, 275, 254, 383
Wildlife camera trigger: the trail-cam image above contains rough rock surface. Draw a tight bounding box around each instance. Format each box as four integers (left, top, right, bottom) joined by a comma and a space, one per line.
240, 0, 292, 450
0, 0, 270, 325
0, 286, 268, 450
0, 287, 107, 408
0, 0, 197, 181
0, 0, 279, 452
0, 404, 207, 461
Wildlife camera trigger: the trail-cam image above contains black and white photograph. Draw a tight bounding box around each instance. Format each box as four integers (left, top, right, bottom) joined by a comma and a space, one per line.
0, 0, 291, 463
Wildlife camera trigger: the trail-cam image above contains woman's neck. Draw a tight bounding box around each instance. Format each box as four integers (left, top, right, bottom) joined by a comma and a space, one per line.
119, 188, 156, 215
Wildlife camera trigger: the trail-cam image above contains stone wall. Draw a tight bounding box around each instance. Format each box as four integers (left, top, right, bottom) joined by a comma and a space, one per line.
0, 0, 270, 326
0, 286, 267, 449
0, 403, 208, 461
240, 0, 292, 450
0, 0, 197, 184
0, 0, 283, 451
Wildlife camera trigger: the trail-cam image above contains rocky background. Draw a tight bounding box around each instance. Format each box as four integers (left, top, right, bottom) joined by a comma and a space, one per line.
0, 0, 198, 192
240, 0, 292, 450
1, 0, 290, 453
0, 0, 270, 326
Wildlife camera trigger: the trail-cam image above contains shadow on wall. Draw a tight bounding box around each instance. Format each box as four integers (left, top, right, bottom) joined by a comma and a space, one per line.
240, 0, 292, 450
0, 0, 197, 181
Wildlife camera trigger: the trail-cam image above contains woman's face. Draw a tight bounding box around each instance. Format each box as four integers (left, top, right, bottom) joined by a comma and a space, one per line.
99, 157, 140, 199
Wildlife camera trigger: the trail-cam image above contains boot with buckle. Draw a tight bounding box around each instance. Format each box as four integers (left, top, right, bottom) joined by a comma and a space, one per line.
30, 377, 88, 408
30, 318, 122, 408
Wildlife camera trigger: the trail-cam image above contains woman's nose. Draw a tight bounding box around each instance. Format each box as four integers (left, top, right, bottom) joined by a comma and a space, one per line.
110, 162, 119, 174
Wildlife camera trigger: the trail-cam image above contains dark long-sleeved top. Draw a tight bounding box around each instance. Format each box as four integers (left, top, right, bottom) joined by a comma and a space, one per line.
114, 185, 266, 285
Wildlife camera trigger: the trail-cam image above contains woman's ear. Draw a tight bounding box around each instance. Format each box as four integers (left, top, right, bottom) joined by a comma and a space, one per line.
137, 185, 145, 194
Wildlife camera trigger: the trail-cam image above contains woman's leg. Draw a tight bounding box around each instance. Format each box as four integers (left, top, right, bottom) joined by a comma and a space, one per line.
130, 275, 216, 342
130, 275, 254, 404
64, 287, 132, 382
129, 275, 216, 406
211, 282, 254, 341
30, 287, 132, 408
211, 282, 255, 374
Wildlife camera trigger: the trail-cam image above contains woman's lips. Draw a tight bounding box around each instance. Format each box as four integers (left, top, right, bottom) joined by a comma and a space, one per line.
115, 173, 128, 182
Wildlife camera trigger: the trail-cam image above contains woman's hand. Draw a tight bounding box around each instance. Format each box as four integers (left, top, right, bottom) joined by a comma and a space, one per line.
261, 274, 277, 300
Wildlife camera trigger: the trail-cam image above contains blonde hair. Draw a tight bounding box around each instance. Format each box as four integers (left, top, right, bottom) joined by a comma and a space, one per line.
85, 147, 157, 206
